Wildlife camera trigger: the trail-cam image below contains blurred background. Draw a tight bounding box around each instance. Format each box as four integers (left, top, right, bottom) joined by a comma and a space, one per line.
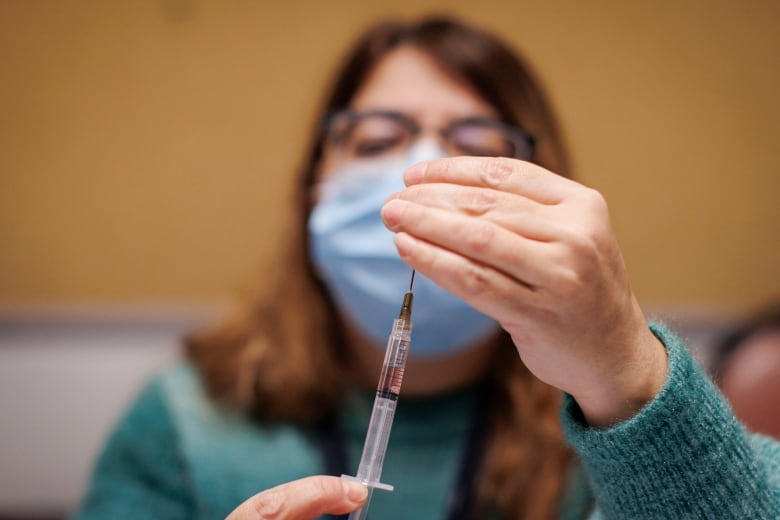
1, 1, 778, 517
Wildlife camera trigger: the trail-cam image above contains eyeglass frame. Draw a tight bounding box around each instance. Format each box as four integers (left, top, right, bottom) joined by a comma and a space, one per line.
322, 109, 536, 161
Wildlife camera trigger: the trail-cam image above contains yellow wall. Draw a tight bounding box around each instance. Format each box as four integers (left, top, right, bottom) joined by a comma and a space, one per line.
1, 1, 779, 310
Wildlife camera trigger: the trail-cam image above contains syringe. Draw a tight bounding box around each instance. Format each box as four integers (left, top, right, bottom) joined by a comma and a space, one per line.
342, 271, 415, 520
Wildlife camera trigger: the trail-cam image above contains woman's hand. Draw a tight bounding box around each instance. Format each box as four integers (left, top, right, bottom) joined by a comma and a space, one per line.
226, 476, 367, 520
381, 156, 668, 428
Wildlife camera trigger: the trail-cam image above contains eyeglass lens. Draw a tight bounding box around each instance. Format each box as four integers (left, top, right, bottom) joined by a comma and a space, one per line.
327, 112, 532, 161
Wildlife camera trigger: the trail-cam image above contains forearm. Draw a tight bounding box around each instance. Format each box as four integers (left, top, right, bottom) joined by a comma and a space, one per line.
562, 323, 780, 519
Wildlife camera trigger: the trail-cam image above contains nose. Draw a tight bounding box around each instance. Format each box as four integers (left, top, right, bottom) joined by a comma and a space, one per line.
405, 138, 450, 164
413, 128, 455, 156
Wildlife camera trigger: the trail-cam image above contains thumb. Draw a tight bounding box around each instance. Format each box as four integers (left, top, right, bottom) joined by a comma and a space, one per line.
226, 475, 368, 520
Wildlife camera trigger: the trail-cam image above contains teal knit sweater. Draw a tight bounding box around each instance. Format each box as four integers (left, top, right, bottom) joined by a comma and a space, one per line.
75, 324, 780, 519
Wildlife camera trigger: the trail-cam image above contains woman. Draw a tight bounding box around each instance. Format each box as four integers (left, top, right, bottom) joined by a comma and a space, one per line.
76, 17, 780, 520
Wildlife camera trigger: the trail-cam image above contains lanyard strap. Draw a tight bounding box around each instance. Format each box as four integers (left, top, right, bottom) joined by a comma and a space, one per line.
318, 391, 489, 520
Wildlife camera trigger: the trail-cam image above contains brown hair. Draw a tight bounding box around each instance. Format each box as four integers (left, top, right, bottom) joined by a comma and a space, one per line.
188, 16, 573, 519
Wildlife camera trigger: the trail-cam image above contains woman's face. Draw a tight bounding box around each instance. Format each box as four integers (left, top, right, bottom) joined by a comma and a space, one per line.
318, 46, 500, 179
309, 46, 505, 366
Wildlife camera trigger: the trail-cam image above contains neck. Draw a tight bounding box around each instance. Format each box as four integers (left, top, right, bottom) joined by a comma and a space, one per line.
342, 321, 499, 396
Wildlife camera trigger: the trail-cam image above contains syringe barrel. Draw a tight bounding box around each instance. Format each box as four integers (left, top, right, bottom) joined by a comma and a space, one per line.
355, 317, 412, 483
355, 395, 397, 483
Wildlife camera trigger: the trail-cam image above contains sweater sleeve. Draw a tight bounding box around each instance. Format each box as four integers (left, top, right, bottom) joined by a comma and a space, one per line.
561, 323, 780, 519
72, 376, 195, 519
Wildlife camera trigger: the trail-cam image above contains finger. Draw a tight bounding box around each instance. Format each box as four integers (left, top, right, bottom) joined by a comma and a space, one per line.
383, 198, 555, 287
392, 231, 538, 326
227, 476, 367, 520
403, 156, 580, 205
391, 183, 561, 241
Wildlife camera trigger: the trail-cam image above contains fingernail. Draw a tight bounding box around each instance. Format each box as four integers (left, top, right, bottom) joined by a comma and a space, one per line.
381, 199, 407, 229
342, 481, 368, 503
404, 162, 425, 185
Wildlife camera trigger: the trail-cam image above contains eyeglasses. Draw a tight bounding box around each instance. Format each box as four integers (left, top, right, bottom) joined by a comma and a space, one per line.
324, 109, 535, 161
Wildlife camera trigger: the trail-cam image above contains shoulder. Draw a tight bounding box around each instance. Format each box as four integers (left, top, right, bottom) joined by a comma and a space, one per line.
94, 364, 190, 455
126, 362, 256, 441
78, 363, 328, 519
133, 363, 322, 471
94, 363, 206, 474
105, 363, 208, 449
74, 364, 199, 519
155, 363, 329, 515
146, 362, 219, 428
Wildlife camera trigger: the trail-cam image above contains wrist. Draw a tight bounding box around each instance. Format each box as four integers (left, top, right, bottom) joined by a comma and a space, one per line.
574, 328, 668, 428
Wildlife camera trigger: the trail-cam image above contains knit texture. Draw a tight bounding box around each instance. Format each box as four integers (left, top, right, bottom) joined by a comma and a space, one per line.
561, 323, 780, 519
74, 324, 780, 519
74, 371, 479, 519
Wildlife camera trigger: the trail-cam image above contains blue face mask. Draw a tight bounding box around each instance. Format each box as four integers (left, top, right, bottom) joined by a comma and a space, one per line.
308, 143, 500, 358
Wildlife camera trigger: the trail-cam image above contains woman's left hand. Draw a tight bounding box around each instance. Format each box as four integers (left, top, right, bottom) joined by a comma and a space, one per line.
381, 156, 668, 428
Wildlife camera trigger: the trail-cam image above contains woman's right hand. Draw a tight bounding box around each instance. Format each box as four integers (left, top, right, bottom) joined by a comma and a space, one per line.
382, 156, 667, 428
225, 476, 368, 520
